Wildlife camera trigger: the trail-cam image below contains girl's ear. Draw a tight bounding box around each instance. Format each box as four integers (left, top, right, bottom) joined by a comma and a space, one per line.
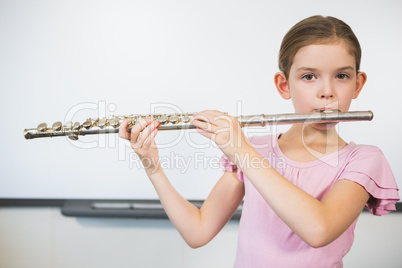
274, 72, 291, 100
353, 72, 367, 99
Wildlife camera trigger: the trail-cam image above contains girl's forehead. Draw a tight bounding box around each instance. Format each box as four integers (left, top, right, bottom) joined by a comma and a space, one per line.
291, 43, 356, 70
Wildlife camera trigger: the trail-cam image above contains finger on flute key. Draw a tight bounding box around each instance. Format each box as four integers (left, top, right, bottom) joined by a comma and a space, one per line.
143, 121, 160, 145
118, 119, 130, 139
131, 117, 155, 142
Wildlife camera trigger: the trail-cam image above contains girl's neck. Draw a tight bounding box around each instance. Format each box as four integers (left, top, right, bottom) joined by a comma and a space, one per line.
278, 124, 347, 163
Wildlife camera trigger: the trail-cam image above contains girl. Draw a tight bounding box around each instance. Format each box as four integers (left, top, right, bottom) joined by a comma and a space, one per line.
119, 16, 399, 267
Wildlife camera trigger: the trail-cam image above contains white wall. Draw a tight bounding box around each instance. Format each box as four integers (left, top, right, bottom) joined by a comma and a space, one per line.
1, 0, 402, 199
0, 208, 401, 268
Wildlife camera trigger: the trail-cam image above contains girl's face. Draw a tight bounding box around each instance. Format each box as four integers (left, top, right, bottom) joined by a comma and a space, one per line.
283, 42, 366, 114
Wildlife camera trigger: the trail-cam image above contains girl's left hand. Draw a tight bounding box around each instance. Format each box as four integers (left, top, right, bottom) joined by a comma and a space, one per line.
191, 110, 252, 161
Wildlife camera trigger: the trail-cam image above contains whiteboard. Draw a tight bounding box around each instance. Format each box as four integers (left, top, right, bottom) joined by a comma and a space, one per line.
0, 0, 401, 200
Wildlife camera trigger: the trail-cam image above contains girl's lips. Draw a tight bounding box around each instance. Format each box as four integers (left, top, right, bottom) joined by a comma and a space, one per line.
315, 107, 332, 111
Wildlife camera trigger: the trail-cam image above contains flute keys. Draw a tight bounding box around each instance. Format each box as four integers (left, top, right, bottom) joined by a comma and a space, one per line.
158, 114, 168, 124
72, 122, 80, 131
68, 135, 79, 140
82, 118, 93, 129
98, 118, 106, 128
181, 113, 190, 123
68, 122, 80, 140
109, 117, 120, 128
52, 121, 62, 131
126, 115, 137, 129
63, 121, 73, 131
37, 123, 47, 132
169, 114, 179, 124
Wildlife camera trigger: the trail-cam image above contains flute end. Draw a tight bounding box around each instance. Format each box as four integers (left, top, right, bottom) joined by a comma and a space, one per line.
368, 110, 374, 121
23, 129, 32, 140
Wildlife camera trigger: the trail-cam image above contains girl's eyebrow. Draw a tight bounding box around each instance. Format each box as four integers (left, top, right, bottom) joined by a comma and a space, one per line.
337, 66, 355, 72
296, 67, 318, 72
296, 66, 355, 72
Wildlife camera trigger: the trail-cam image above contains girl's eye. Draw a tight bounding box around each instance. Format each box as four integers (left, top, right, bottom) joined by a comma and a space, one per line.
302, 74, 315, 81
336, 73, 349, 79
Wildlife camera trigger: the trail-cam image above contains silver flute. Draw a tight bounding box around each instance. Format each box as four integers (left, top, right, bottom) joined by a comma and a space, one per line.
23, 109, 373, 140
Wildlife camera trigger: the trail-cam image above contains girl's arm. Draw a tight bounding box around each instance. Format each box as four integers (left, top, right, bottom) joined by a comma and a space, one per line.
192, 111, 370, 248
238, 148, 369, 248
149, 168, 244, 248
119, 117, 244, 248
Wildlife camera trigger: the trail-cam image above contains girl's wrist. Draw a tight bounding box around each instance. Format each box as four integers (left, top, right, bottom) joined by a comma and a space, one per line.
145, 165, 165, 180
225, 144, 256, 167
144, 160, 162, 174
232, 147, 273, 172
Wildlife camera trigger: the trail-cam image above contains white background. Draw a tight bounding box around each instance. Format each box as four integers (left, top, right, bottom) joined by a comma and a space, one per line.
0, 0, 401, 200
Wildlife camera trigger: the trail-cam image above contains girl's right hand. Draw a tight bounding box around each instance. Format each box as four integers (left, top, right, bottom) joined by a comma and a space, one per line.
118, 117, 161, 174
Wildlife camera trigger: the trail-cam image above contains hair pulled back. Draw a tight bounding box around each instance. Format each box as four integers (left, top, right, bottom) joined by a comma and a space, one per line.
278, 15, 362, 79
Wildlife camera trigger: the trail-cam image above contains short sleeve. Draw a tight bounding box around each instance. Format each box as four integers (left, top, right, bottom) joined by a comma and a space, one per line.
339, 146, 399, 216
220, 155, 244, 183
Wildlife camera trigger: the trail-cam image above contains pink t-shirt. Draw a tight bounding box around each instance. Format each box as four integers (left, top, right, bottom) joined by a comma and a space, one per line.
220, 134, 399, 268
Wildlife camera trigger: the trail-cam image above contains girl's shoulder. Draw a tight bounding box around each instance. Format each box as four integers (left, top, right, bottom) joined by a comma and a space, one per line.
347, 142, 383, 153
338, 142, 399, 215
342, 142, 388, 165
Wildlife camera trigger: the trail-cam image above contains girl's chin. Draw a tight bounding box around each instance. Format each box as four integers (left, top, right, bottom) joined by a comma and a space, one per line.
310, 122, 339, 130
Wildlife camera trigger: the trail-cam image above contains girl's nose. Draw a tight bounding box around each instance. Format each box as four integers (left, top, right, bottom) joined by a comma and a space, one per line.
320, 91, 334, 99
318, 82, 335, 99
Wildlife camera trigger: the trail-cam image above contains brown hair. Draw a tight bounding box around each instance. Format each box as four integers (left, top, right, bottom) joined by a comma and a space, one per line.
278, 15, 362, 79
